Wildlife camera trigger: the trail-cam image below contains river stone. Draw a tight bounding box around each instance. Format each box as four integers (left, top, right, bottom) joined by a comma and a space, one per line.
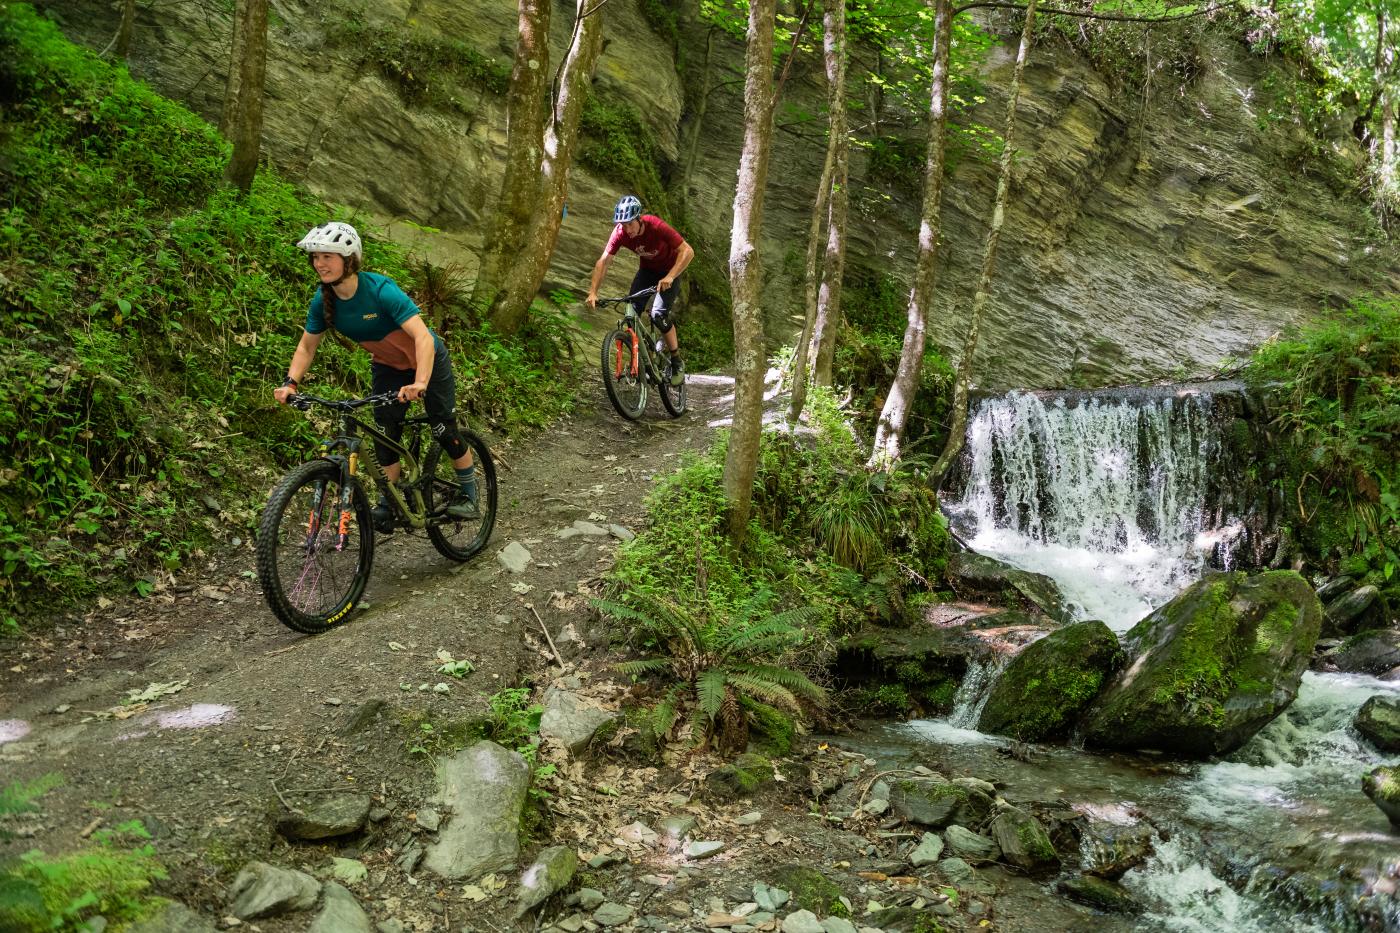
909, 831, 944, 866
989, 805, 1058, 873
1324, 629, 1400, 675
540, 687, 618, 754
1081, 570, 1321, 757
660, 814, 697, 838
309, 882, 372, 933
1079, 819, 1155, 879
1362, 765, 1400, 827
228, 861, 321, 920
1354, 696, 1400, 752
275, 793, 372, 840
1056, 874, 1142, 913
593, 902, 634, 927
820, 917, 859, 933
943, 825, 998, 862
126, 903, 218, 932
1315, 576, 1357, 603
685, 839, 726, 859
978, 621, 1122, 740
937, 857, 974, 884
889, 776, 993, 828
946, 551, 1076, 624
706, 752, 773, 800
781, 910, 825, 933
1324, 585, 1380, 635
422, 740, 530, 880
514, 845, 577, 917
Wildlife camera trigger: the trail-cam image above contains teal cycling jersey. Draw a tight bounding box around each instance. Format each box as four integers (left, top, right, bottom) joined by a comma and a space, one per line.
306, 271, 441, 370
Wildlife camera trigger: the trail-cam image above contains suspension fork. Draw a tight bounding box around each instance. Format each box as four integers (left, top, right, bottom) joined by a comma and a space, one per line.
617, 322, 640, 378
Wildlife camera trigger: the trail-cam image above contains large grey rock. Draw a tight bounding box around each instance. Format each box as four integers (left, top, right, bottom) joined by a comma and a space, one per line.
1324, 585, 1380, 634
497, 541, 532, 573
126, 903, 218, 932
1354, 695, 1400, 752
309, 882, 373, 933
593, 902, 634, 927
947, 552, 1076, 624
888, 776, 993, 829
275, 793, 372, 840
228, 861, 321, 920
909, 832, 944, 867
943, 825, 998, 862
1325, 630, 1400, 675
1082, 571, 1322, 756
539, 688, 618, 754
1079, 819, 1155, 879
1363, 765, 1400, 827
781, 910, 825, 933
514, 846, 578, 917
1057, 875, 1142, 914
423, 740, 530, 880
978, 620, 1121, 740
989, 806, 1058, 873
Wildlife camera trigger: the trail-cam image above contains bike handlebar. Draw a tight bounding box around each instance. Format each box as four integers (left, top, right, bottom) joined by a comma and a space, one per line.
287, 390, 402, 412
594, 286, 658, 308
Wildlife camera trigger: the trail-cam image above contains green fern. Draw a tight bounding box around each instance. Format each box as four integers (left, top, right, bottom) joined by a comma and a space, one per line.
599, 594, 827, 748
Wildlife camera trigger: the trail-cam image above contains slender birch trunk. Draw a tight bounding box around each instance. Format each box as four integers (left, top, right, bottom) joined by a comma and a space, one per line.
223, 0, 268, 194
1377, 8, 1397, 200
116, 0, 136, 60
928, 0, 1039, 486
488, 1, 604, 335
868, 0, 953, 470
472, 0, 551, 316
808, 0, 849, 388
722, 0, 778, 545
786, 129, 835, 423
219, 0, 248, 139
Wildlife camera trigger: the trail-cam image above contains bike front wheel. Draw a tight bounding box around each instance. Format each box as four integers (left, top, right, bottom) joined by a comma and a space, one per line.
256, 459, 374, 634
425, 431, 498, 562
601, 328, 647, 420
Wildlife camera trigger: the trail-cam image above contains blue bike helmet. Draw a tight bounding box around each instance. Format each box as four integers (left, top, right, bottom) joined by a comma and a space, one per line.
613, 195, 642, 224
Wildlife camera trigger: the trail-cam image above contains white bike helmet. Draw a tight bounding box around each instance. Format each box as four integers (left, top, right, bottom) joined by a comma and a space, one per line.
297, 222, 363, 261
613, 195, 642, 224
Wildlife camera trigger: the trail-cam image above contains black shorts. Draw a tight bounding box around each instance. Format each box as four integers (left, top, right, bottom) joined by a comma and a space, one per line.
629, 267, 679, 332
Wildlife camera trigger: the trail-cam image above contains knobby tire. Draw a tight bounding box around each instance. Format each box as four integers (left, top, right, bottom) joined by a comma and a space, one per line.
601, 327, 647, 420
424, 431, 498, 561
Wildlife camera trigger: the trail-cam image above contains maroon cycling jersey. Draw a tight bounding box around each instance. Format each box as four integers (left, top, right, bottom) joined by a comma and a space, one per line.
605, 215, 684, 272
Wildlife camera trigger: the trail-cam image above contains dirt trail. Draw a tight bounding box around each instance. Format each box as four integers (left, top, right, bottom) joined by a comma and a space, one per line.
0, 374, 730, 918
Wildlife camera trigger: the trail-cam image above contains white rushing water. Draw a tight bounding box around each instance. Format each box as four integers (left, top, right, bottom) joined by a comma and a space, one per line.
948, 390, 1235, 632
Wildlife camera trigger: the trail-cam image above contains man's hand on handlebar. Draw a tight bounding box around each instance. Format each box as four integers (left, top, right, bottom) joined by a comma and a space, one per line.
274, 384, 297, 405
398, 382, 427, 403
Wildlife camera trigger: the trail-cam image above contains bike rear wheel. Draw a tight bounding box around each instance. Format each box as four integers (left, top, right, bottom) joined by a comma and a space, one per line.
601, 327, 647, 420
658, 356, 687, 418
425, 431, 498, 562
256, 459, 374, 634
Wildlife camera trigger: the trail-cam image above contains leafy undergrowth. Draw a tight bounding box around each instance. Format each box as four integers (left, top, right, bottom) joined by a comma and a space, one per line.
606, 391, 951, 745
1244, 297, 1400, 593
0, 4, 573, 630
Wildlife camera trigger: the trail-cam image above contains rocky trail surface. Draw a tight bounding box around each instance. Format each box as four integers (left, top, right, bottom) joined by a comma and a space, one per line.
2, 376, 1107, 933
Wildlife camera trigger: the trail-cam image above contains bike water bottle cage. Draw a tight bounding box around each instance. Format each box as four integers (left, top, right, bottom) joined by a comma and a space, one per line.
613, 195, 642, 224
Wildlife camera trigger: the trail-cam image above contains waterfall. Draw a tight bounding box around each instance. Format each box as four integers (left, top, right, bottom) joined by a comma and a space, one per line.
946, 387, 1245, 632
946, 658, 1004, 729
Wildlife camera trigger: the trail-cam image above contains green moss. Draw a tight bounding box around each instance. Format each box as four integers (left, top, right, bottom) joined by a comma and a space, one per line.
580, 95, 669, 215
767, 864, 844, 916
743, 700, 796, 757
327, 17, 508, 112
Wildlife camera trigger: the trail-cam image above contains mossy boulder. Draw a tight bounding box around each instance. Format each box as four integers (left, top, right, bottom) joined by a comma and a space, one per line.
1354, 696, 1400, 752
705, 752, 773, 801
947, 552, 1076, 624
765, 864, 844, 916
1080, 571, 1321, 757
1056, 875, 1142, 914
977, 621, 1122, 740
1323, 629, 1400, 675
889, 777, 993, 829
1361, 765, 1400, 828
989, 805, 1059, 873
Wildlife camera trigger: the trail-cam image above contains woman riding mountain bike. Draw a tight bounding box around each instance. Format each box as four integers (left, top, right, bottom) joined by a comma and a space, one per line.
273, 222, 479, 524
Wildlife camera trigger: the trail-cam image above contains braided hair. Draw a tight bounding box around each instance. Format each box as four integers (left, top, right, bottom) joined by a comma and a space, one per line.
313, 253, 361, 331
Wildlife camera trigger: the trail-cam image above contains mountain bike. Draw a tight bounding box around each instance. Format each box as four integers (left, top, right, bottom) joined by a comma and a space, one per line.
598, 287, 687, 420
256, 391, 497, 634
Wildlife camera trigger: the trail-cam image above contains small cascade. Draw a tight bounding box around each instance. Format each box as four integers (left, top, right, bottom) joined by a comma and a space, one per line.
945, 658, 1004, 729
945, 384, 1261, 631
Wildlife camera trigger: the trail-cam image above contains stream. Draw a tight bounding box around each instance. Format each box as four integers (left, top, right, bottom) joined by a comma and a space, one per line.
849, 387, 1400, 930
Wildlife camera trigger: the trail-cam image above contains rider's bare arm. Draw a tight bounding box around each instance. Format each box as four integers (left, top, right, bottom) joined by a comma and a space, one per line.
660, 241, 694, 291
587, 251, 614, 307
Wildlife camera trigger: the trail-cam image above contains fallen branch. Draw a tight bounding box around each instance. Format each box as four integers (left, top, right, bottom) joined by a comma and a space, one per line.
527, 602, 564, 667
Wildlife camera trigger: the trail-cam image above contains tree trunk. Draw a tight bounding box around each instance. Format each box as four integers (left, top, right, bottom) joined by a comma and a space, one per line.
487, 0, 604, 335
222, 0, 268, 194
115, 0, 136, 60
868, 0, 953, 470
672, 0, 710, 217
786, 123, 835, 424
722, 0, 778, 545
807, 0, 850, 389
471, 0, 551, 316
1378, 8, 1397, 200
219, 0, 248, 139
928, 0, 1038, 487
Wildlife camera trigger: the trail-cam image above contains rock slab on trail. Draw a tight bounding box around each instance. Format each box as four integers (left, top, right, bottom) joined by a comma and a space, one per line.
275, 792, 372, 840
539, 687, 619, 754
308, 882, 373, 933
423, 740, 530, 880
228, 861, 321, 920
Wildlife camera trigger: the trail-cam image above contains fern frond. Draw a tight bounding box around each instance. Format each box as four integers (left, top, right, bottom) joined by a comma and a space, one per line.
696, 668, 727, 718
732, 663, 828, 703
614, 658, 670, 677
650, 684, 685, 739
728, 674, 801, 713
719, 618, 801, 654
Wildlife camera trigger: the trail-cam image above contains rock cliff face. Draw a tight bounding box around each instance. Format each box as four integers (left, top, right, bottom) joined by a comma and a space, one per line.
37, 0, 1400, 387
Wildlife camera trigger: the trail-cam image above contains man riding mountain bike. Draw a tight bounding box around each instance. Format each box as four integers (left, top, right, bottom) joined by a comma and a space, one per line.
586, 195, 694, 386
